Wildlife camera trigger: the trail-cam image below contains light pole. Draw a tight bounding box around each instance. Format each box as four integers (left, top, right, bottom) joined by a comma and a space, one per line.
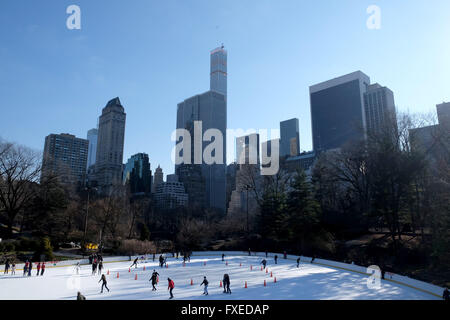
83, 186, 97, 249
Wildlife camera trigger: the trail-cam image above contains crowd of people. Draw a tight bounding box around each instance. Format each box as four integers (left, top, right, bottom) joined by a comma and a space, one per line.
3, 258, 46, 277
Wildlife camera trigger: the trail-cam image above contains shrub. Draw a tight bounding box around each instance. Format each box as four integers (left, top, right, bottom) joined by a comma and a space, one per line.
116, 239, 156, 256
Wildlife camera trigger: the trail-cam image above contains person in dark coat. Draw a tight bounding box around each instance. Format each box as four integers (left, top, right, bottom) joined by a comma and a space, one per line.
200, 276, 209, 296
4, 259, 10, 274
260, 259, 267, 269
159, 255, 164, 268
92, 261, 97, 275
265, 251, 268, 258
98, 261, 103, 275
222, 253, 225, 261
274, 255, 278, 264
443, 288, 450, 301
297, 257, 301, 268
28, 261, 33, 276
223, 274, 231, 294
23, 261, 29, 276
130, 257, 139, 268
283, 251, 287, 259
167, 278, 175, 299
36, 262, 41, 276
152, 253, 155, 262
99, 274, 110, 293
150, 270, 159, 291
77, 292, 86, 300
40, 262, 45, 275
248, 248, 251, 256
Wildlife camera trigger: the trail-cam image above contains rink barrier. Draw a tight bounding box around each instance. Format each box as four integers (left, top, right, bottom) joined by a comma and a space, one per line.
1, 251, 444, 298
188, 251, 444, 299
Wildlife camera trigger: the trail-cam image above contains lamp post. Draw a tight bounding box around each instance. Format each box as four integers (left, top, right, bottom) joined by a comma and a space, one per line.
83, 186, 97, 249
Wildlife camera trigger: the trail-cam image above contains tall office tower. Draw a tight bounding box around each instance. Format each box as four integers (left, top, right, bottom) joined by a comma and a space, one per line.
227, 134, 261, 216
152, 165, 164, 193
437, 102, 450, 128
41, 133, 88, 185
176, 90, 227, 212
210, 45, 227, 99
310, 71, 370, 153
123, 153, 152, 196
236, 133, 260, 164
363, 84, 397, 135
86, 128, 98, 170
280, 118, 300, 157
94, 97, 126, 192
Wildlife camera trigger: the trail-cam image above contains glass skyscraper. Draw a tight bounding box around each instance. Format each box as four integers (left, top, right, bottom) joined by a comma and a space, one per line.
86, 128, 98, 170
280, 118, 300, 157
310, 71, 370, 152
123, 153, 152, 196
210, 45, 227, 98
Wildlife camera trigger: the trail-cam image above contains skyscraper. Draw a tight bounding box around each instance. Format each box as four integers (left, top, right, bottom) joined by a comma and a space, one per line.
280, 118, 300, 157
310, 71, 370, 152
41, 133, 88, 185
176, 46, 228, 213
152, 165, 164, 193
94, 97, 126, 192
210, 45, 227, 98
437, 102, 450, 128
363, 83, 396, 135
123, 153, 152, 196
86, 128, 98, 170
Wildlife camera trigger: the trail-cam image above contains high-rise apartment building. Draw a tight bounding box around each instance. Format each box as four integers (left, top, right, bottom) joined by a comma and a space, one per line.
41, 133, 88, 185
93, 97, 126, 192
210, 45, 227, 98
152, 165, 164, 193
363, 83, 396, 135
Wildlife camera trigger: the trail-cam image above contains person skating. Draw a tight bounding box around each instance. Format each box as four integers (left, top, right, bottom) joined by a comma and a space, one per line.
99, 274, 110, 293
274, 255, 278, 264
200, 276, 209, 296
265, 251, 268, 258
248, 248, 251, 256
11, 262, 16, 275
98, 261, 103, 275
4, 259, 10, 274
159, 255, 164, 268
150, 270, 159, 291
23, 261, 28, 276
152, 253, 155, 262
443, 288, 450, 301
310, 255, 316, 264
283, 251, 287, 259
77, 291, 86, 300
92, 261, 97, 275
40, 262, 45, 276
75, 262, 81, 275
222, 253, 225, 261
297, 257, 301, 268
223, 274, 231, 294
28, 261, 32, 276
130, 257, 139, 268
167, 278, 175, 299
36, 262, 41, 276
260, 259, 267, 269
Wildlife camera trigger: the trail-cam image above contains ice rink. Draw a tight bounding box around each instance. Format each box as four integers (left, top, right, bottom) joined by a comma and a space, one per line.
0, 255, 439, 300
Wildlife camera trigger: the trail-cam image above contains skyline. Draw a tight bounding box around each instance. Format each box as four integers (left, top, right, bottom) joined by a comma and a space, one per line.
1, 0, 450, 178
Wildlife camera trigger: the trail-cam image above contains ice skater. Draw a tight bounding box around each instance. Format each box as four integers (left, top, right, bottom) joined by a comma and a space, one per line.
222, 253, 225, 261
99, 274, 110, 293
28, 261, 32, 276
200, 276, 209, 296
223, 274, 231, 294
443, 288, 449, 301
92, 260, 97, 275
150, 270, 159, 291
159, 255, 164, 268
36, 262, 41, 276
274, 255, 278, 264
23, 261, 28, 276
260, 259, 267, 269
130, 257, 139, 268
4, 259, 10, 274
75, 262, 81, 275
11, 262, 16, 275
98, 261, 103, 275
311, 255, 316, 264
167, 278, 175, 299
40, 262, 45, 276
297, 257, 301, 268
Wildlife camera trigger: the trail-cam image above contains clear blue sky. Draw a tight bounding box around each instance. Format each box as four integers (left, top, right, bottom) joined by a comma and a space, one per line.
1, 0, 449, 178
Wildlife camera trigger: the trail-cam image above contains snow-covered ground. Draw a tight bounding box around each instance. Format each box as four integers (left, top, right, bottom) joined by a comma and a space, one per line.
0, 255, 438, 300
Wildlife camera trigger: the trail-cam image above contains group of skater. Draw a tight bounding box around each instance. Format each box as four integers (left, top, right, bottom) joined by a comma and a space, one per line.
91, 254, 104, 275
3, 259, 45, 276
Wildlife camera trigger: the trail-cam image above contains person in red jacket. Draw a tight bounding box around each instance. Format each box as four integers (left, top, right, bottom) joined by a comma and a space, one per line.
167, 278, 175, 299
36, 262, 41, 276
40, 262, 45, 276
